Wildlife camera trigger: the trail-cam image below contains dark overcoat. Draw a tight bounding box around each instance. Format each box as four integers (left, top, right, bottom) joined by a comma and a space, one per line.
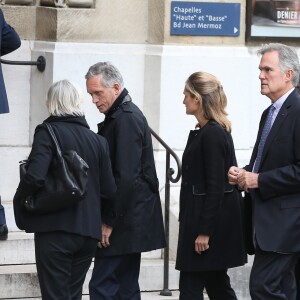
13, 116, 116, 240
95, 89, 166, 257
176, 121, 247, 272
0, 9, 21, 114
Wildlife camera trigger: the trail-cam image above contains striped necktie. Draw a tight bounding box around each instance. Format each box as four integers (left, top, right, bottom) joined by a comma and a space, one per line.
253, 105, 275, 173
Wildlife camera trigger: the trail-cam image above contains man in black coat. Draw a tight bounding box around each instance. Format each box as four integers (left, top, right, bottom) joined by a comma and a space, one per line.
228, 43, 300, 299
0, 9, 21, 240
86, 62, 166, 300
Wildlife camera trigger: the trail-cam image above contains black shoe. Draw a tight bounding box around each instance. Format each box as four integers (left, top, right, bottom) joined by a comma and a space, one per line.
0, 224, 8, 240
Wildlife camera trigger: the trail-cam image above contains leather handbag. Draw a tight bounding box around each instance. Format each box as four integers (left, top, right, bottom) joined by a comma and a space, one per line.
19, 122, 89, 214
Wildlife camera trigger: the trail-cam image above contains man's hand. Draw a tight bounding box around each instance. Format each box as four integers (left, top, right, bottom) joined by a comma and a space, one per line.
195, 235, 210, 254
237, 171, 259, 192
98, 224, 113, 248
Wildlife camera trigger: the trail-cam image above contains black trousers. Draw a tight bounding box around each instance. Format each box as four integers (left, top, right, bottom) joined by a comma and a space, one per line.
0, 203, 6, 225
250, 247, 300, 300
34, 231, 97, 300
295, 259, 300, 300
179, 269, 237, 300
89, 253, 141, 300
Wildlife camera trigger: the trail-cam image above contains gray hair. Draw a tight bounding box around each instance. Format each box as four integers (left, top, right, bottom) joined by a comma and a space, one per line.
258, 43, 300, 87
46, 79, 84, 116
85, 62, 124, 89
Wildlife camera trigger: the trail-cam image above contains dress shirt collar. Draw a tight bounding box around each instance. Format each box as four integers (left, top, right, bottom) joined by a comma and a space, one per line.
271, 87, 295, 124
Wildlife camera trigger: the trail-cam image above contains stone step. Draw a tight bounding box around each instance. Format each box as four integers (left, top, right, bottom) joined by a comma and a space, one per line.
0, 232, 251, 299
0, 259, 180, 299
0, 232, 35, 265
0, 231, 252, 299
0, 261, 251, 299
0, 231, 180, 299
2, 291, 183, 300
0, 231, 161, 265
0, 291, 210, 300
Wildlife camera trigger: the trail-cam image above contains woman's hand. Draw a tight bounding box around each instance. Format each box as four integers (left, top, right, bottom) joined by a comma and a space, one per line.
228, 166, 244, 185
195, 235, 210, 254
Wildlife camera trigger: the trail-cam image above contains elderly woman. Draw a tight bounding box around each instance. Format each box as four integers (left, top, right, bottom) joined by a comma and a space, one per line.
13, 80, 116, 299
176, 72, 247, 300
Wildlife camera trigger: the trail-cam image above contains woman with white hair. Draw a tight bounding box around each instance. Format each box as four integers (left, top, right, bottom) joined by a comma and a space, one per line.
13, 79, 116, 299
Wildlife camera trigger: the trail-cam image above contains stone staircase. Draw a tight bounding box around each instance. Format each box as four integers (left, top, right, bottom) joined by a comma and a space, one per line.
0, 230, 252, 300
0, 231, 180, 300
0, 197, 252, 300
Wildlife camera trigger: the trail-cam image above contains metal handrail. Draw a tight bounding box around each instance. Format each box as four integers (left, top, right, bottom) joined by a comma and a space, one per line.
1, 55, 46, 72
150, 127, 182, 296
150, 128, 182, 184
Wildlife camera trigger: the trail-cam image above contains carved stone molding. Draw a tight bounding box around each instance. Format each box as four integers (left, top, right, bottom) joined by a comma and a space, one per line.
39, 0, 94, 8
1, 0, 34, 5
1, 0, 93, 6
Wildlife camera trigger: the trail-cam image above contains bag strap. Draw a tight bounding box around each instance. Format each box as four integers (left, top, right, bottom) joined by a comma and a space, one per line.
43, 122, 62, 158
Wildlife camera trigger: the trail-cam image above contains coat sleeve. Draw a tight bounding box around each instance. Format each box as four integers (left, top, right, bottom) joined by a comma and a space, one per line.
15, 125, 53, 198
258, 114, 300, 199
0, 10, 21, 56
99, 138, 117, 200
102, 112, 144, 227
197, 125, 227, 236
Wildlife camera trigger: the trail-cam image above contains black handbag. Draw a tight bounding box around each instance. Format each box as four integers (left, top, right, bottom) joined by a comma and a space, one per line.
19, 122, 89, 214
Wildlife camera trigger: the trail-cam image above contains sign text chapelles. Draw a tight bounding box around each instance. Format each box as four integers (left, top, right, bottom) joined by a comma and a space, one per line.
171, 1, 241, 36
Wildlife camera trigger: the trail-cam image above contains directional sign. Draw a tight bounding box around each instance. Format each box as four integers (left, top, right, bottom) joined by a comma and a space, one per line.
171, 1, 241, 36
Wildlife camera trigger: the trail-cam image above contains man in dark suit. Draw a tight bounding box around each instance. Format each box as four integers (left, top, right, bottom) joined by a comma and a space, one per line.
0, 9, 21, 240
228, 43, 300, 299
85, 62, 166, 300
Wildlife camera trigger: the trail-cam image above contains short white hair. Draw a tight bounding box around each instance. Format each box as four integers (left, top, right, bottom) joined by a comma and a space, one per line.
46, 80, 84, 116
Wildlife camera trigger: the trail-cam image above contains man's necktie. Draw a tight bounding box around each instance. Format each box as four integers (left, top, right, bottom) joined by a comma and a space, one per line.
253, 105, 275, 173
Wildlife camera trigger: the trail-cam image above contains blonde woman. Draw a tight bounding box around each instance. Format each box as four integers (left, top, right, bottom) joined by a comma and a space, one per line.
176, 72, 247, 300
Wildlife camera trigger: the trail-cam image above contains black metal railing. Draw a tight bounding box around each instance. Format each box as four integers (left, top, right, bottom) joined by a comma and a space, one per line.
150, 127, 182, 296
1, 55, 46, 72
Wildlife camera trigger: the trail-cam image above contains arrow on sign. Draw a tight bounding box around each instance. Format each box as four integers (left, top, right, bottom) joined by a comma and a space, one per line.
234, 27, 238, 33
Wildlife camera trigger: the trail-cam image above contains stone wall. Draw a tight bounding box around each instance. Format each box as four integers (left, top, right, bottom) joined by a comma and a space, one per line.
1, 0, 248, 44
1, 0, 148, 43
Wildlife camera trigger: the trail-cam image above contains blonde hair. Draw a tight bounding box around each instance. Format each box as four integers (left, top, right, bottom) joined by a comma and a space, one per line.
185, 72, 231, 132
46, 80, 84, 116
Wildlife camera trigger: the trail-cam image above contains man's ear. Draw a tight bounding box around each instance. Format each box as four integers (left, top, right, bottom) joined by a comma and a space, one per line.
113, 83, 121, 95
285, 69, 293, 82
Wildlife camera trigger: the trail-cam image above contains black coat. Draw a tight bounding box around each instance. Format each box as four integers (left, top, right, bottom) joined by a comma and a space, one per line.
0, 9, 21, 114
95, 89, 166, 257
176, 121, 247, 272
13, 116, 116, 240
